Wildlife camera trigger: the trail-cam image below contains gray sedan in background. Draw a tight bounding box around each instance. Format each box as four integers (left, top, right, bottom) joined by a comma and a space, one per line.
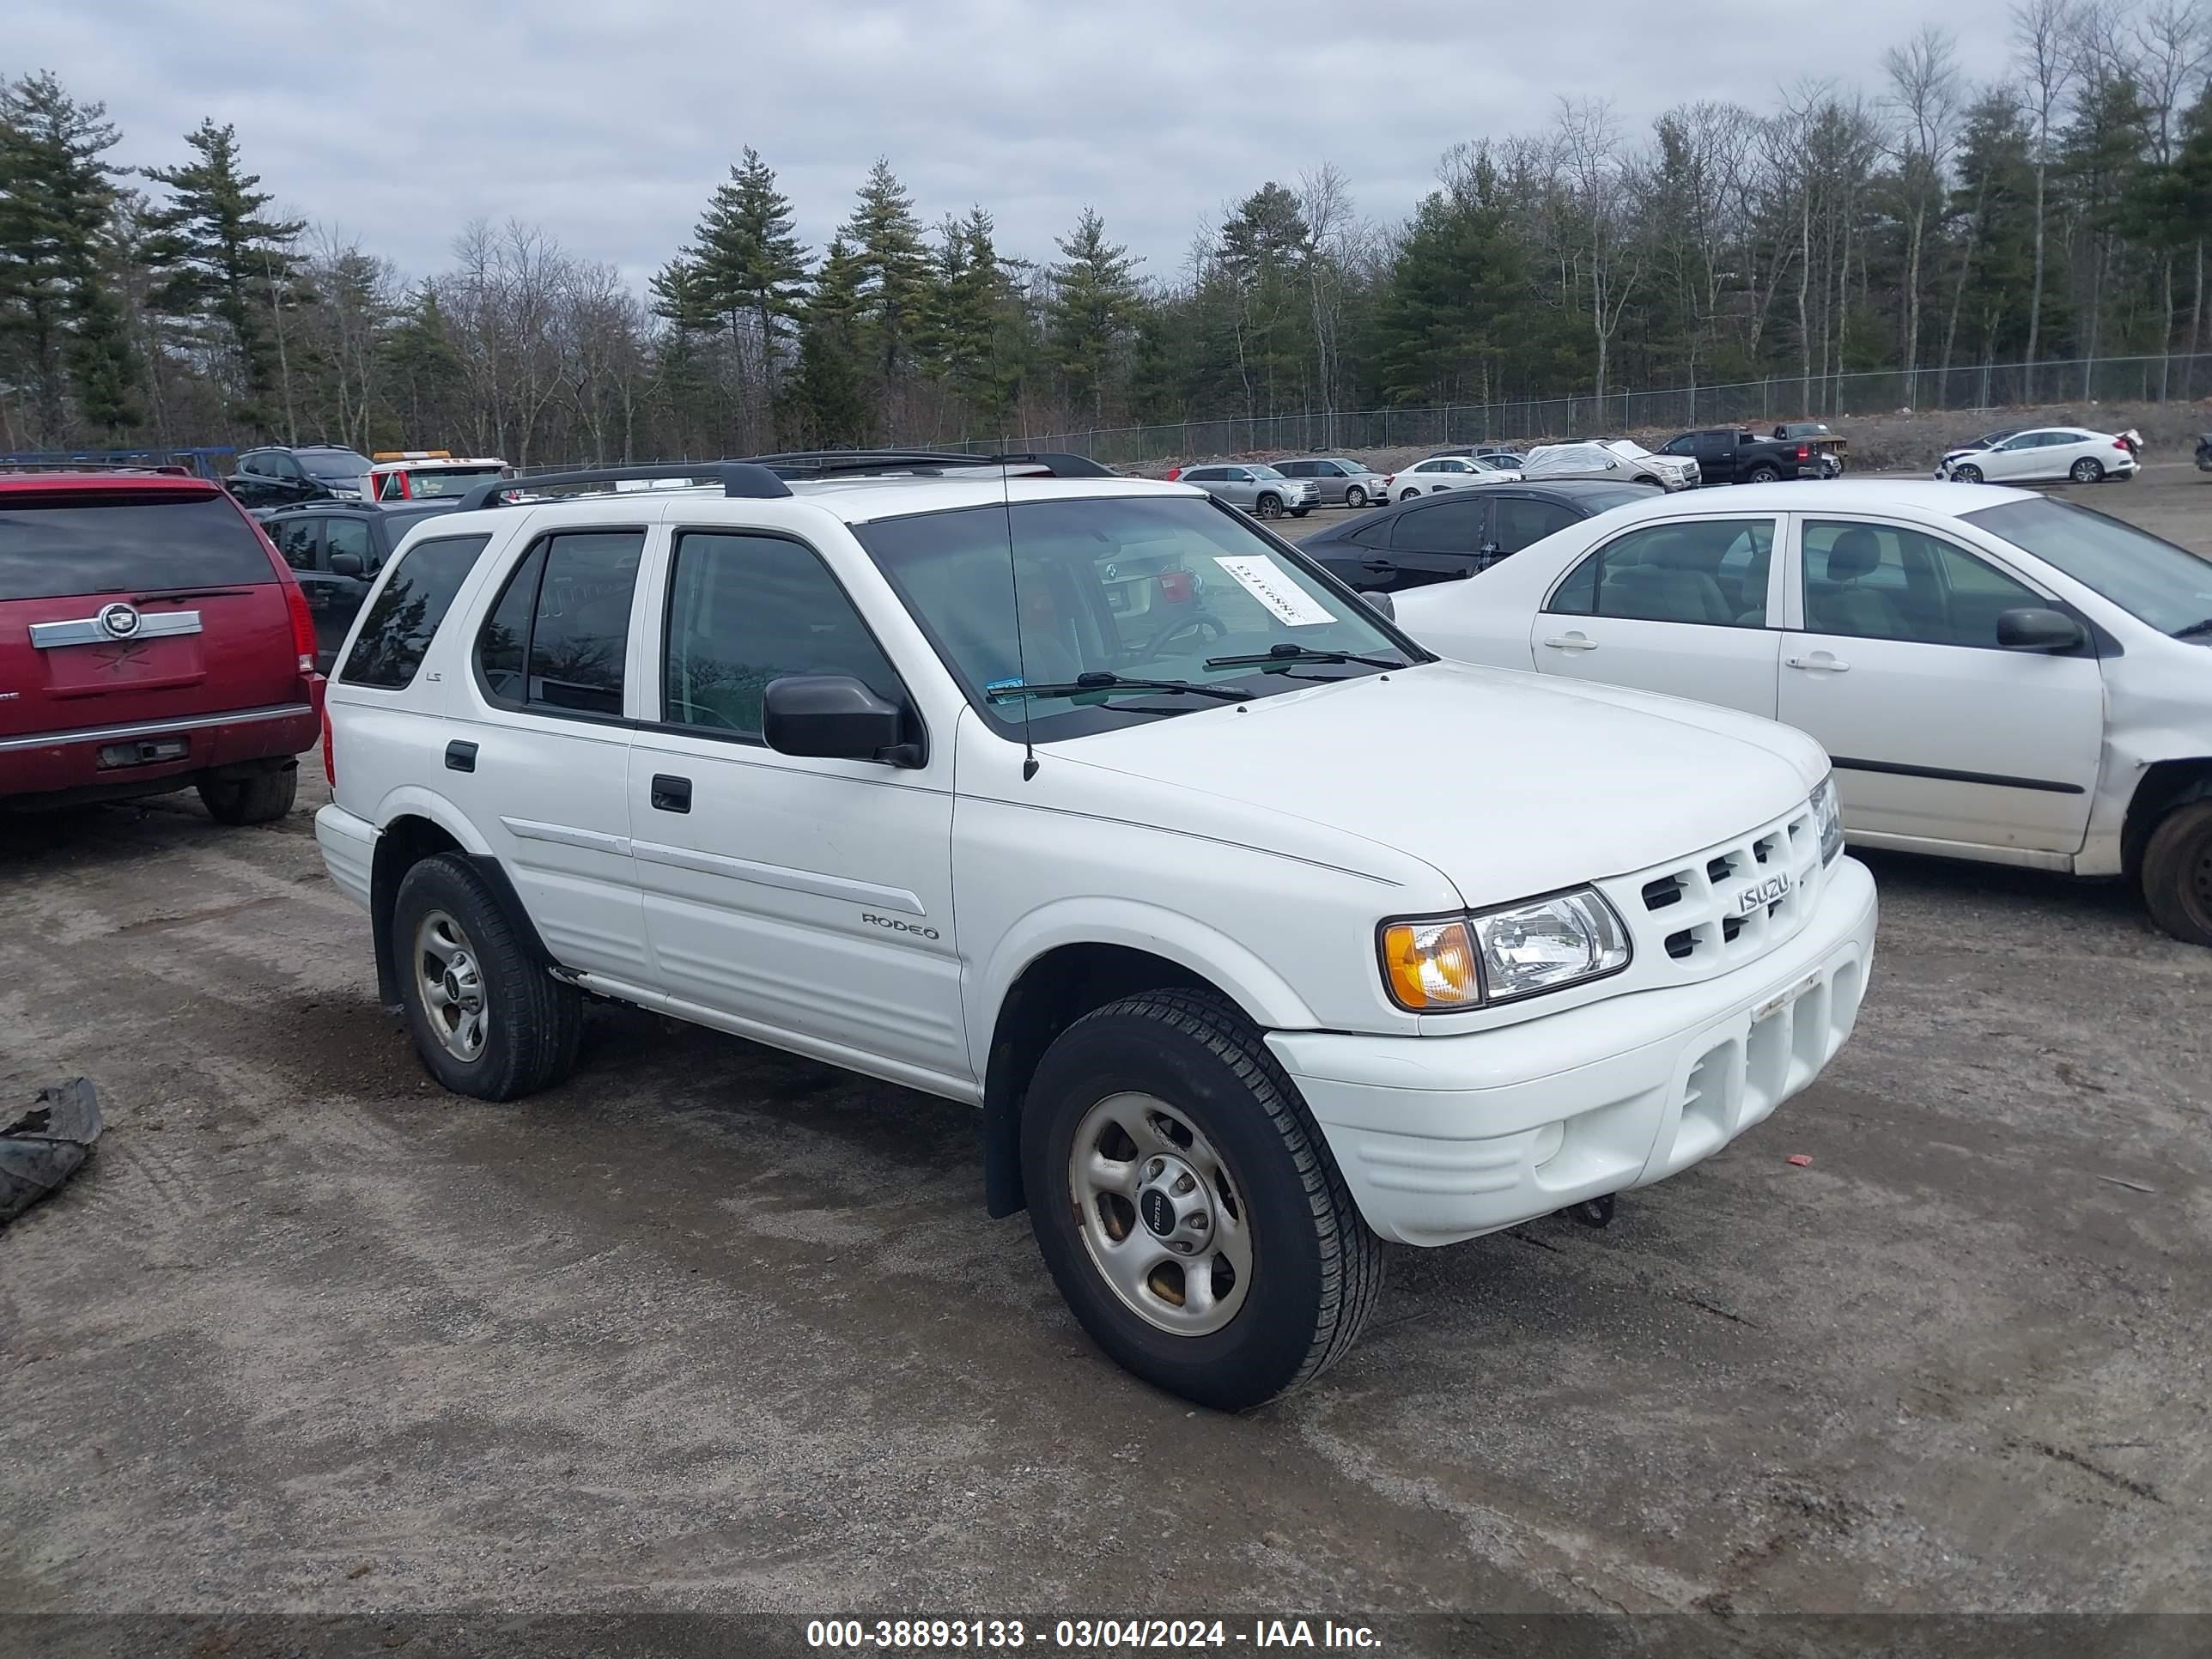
1176, 462, 1319, 519
1271, 456, 1391, 507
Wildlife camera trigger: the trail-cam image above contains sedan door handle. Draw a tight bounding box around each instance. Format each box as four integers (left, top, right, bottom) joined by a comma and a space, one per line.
1540, 634, 1599, 653
650, 774, 692, 813
1785, 653, 1850, 672
1360, 558, 1398, 573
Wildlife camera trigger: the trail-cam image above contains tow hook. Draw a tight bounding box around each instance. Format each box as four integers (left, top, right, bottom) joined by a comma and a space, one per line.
1560, 1194, 1616, 1229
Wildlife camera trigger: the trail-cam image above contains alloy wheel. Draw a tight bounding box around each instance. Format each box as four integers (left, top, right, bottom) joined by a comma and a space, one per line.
414, 909, 489, 1061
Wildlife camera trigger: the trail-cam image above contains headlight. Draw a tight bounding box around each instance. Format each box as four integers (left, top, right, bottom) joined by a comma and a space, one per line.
1379, 888, 1631, 1012
1811, 775, 1844, 865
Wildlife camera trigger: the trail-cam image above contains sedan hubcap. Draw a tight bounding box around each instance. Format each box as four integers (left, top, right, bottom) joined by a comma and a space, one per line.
415, 910, 488, 1061
1068, 1092, 1252, 1337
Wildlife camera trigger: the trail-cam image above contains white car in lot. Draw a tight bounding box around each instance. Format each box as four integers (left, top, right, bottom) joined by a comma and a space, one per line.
1394, 480, 2212, 945
1523, 439, 1700, 491
313, 452, 1875, 1410
1388, 454, 1521, 501
1936, 427, 2139, 486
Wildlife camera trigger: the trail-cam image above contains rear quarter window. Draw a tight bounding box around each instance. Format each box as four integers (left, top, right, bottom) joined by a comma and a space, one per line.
338, 534, 491, 689
0, 491, 275, 600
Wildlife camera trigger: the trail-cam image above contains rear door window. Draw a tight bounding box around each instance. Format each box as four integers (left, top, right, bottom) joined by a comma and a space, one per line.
339, 534, 491, 689
0, 492, 275, 600
1492, 497, 1580, 554
476, 530, 644, 717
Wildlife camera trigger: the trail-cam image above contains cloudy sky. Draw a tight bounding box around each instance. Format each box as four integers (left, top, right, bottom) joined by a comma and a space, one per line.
13, 0, 2016, 290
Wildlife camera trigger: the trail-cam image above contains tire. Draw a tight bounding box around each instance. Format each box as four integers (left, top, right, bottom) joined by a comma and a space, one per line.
1022, 989, 1383, 1412
1291, 507, 1310, 518
1344, 485, 1368, 508
392, 853, 583, 1100
1399, 489, 1421, 504
197, 764, 297, 825
1951, 463, 1983, 484
2141, 800, 2212, 948
2070, 457, 2104, 483
1253, 493, 1283, 520
1747, 465, 1779, 484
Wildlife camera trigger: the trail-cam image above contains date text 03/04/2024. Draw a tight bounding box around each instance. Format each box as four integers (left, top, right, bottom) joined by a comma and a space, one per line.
805, 1619, 1382, 1650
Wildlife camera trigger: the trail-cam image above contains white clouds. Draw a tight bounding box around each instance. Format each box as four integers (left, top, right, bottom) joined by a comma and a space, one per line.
15, 0, 2016, 286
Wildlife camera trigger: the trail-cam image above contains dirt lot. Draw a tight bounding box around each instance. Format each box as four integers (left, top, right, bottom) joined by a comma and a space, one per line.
2, 474, 2208, 1645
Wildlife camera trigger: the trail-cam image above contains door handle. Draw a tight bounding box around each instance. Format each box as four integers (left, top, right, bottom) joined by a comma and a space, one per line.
1785, 654, 1850, 672
444, 739, 477, 773
650, 774, 692, 813
1540, 634, 1599, 652
1360, 558, 1398, 573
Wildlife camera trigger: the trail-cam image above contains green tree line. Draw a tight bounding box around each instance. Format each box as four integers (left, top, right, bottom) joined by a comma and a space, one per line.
4, 3, 2210, 465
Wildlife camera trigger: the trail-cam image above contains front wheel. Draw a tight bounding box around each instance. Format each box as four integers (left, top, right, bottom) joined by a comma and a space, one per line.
1290, 506, 1310, 518
1343, 485, 1368, 508
2142, 801, 2212, 948
2070, 457, 2105, 483
1951, 463, 1983, 484
1022, 990, 1383, 1411
1253, 493, 1283, 520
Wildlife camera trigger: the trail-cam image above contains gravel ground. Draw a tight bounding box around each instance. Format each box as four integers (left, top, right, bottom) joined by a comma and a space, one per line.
1, 473, 2207, 1646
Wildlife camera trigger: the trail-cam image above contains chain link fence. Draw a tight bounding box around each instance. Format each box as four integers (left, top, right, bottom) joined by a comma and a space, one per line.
927, 352, 2212, 470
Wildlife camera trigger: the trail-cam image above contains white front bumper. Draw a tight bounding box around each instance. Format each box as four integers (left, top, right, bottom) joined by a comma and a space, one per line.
315, 802, 377, 910
1271, 856, 1878, 1246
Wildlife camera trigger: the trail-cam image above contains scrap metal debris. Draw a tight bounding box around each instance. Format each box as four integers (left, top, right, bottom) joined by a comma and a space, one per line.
0, 1078, 103, 1224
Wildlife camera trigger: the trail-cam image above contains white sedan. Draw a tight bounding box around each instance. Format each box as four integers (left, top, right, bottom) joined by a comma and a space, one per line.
1385, 454, 1521, 502
1392, 479, 2212, 945
1523, 439, 1700, 491
1937, 427, 2139, 485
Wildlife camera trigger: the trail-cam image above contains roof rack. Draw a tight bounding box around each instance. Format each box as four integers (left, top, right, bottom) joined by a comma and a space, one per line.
0, 459, 193, 477
742, 448, 1117, 480
455, 462, 793, 513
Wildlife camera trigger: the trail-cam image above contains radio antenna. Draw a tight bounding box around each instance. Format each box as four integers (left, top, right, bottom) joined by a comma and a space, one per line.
1001, 446, 1037, 781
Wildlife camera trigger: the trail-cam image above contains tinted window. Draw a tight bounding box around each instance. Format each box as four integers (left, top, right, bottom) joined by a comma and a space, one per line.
1390, 497, 1483, 554
1492, 497, 1580, 554
325, 516, 374, 568
663, 532, 902, 738
0, 492, 275, 600
273, 516, 319, 570
1549, 520, 1774, 627
1275, 462, 1313, 477
477, 531, 642, 716
301, 450, 370, 481
1802, 520, 2042, 647
339, 534, 490, 690
1964, 498, 2212, 634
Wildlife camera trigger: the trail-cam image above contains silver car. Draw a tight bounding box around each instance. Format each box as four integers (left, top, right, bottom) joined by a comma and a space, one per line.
1270, 456, 1391, 508
1175, 463, 1319, 520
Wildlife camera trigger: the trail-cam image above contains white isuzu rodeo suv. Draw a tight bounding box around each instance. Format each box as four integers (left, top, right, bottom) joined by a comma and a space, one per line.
313, 452, 1878, 1409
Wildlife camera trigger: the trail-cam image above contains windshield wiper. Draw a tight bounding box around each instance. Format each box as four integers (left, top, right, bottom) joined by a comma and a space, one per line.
1204, 643, 1410, 671
988, 672, 1252, 703
2172, 618, 2212, 640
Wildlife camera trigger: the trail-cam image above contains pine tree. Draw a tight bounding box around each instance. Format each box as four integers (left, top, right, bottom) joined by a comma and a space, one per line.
380, 284, 465, 445
837, 159, 932, 384
925, 207, 1017, 425
0, 72, 142, 440
1047, 207, 1143, 419
690, 148, 809, 378
143, 118, 307, 434
781, 236, 870, 446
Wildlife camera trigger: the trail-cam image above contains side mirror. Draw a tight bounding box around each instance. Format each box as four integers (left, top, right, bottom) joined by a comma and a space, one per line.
1996, 606, 2085, 653
763, 674, 918, 765
1361, 590, 1397, 621
329, 551, 365, 578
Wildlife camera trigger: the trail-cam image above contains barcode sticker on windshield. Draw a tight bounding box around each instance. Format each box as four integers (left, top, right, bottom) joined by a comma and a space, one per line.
1212, 556, 1333, 627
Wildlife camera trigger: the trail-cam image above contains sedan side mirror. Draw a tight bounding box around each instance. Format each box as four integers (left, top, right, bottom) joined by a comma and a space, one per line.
1361, 590, 1396, 621
1996, 606, 2086, 653
763, 674, 920, 765
329, 551, 366, 578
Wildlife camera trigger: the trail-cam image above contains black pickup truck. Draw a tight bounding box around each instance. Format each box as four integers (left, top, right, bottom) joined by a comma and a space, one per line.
1658, 426, 1826, 484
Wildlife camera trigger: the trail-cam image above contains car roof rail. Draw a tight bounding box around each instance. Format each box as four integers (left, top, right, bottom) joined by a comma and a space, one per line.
742, 447, 1117, 480
453, 461, 793, 512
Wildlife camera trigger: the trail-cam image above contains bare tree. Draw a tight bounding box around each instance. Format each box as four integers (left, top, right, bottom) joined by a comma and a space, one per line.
1553, 99, 1642, 408
1884, 28, 1963, 392
2012, 0, 2081, 395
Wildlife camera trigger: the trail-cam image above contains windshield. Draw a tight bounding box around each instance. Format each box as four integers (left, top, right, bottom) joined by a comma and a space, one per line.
401, 465, 507, 498
302, 452, 370, 481
1605, 440, 1652, 459
1964, 498, 2212, 635
856, 495, 1419, 739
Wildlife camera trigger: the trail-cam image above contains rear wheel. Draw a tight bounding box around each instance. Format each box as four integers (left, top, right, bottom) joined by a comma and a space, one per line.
2070, 457, 2104, 483
197, 764, 296, 825
2141, 801, 2212, 948
1344, 485, 1368, 508
1747, 464, 1779, 484
1022, 989, 1383, 1411
1951, 463, 1984, 484
1253, 493, 1283, 520
392, 853, 583, 1099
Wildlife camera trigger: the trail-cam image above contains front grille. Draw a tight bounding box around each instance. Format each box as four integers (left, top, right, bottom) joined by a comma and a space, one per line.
1612, 802, 1823, 980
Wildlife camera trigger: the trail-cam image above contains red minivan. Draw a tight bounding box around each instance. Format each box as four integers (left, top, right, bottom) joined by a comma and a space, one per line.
0, 467, 324, 823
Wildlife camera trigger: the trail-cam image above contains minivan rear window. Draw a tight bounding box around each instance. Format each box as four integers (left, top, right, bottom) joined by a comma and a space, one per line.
0, 492, 276, 600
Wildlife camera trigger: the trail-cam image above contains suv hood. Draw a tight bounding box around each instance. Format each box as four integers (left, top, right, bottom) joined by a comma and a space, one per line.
1052, 660, 1827, 908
